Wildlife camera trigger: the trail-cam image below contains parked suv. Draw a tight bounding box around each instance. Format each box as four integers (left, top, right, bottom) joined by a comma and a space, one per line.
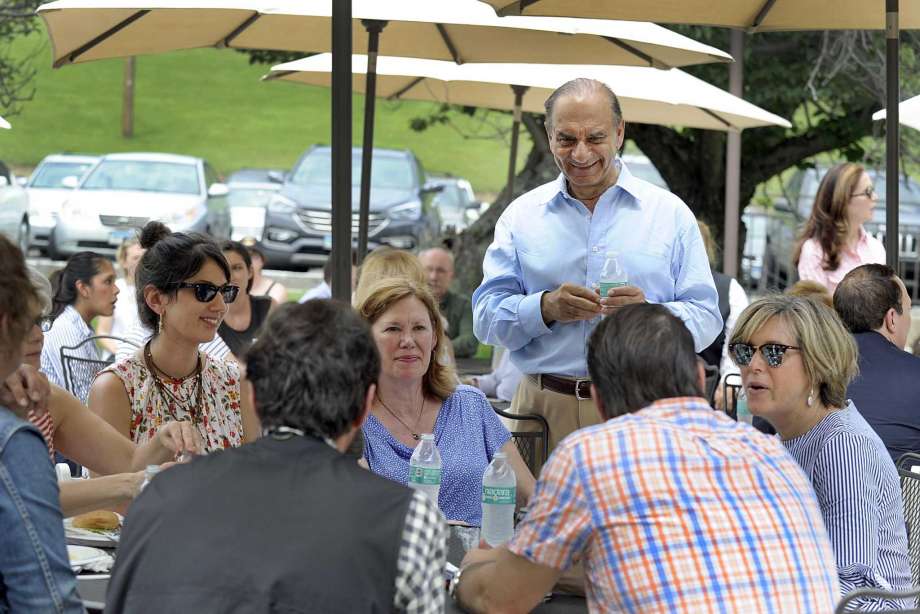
760, 165, 920, 292
261, 146, 442, 269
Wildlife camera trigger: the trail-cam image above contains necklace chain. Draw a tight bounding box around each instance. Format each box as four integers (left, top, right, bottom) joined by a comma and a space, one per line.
376, 393, 425, 441
144, 341, 204, 426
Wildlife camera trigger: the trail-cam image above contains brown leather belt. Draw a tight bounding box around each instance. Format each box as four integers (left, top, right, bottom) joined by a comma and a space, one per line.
531, 374, 592, 400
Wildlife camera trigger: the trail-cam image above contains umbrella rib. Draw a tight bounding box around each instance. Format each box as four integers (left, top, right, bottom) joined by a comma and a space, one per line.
435, 24, 463, 64
221, 13, 261, 47
750, 0, 779, 30
57, 9, 149, 68
498, 0, 540, 16
603, 37, 669, 69
388, 76, 426, 100
700, 108, 736, 129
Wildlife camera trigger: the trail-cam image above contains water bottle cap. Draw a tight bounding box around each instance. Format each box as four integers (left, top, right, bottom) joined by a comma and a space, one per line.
420, 433, 434, 441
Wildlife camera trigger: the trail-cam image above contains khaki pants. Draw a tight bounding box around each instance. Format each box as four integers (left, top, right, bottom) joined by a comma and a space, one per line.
509, 375, 602, 474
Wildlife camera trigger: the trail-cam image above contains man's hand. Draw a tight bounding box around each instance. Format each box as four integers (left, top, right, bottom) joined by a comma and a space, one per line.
599, 284, 646, 315
0, 365, 51, 419
541, 283, 602, 325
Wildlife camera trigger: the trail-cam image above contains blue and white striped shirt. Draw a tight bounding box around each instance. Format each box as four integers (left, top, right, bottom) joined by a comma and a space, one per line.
39, 305, 99, 403
472, 160, 721, 377
785, 402, 911, 610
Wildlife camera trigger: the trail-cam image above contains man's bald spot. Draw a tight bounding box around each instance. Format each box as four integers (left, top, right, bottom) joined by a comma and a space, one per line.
419, 247, 454, 269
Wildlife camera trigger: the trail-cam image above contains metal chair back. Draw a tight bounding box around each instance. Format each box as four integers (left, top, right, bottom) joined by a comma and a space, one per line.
703, 363, 720, 406
60, 335, 125, 402
492, 404, 549, 476
899, 453, 920, 586
835, 585, 920, 613
722, 373, 743, 421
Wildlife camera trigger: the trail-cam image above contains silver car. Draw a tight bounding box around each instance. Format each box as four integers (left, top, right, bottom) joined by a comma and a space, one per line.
0, 160, 29, 254
25, 153, 99, 253
51, 152, 231, 259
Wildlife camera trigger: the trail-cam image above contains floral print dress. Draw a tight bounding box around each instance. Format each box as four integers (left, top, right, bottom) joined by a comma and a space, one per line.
99, 353, 243, 452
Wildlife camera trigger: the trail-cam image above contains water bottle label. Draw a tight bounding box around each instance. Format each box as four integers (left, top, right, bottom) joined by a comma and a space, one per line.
599, 281, 628, 296
482, 485, 515, 505
409, 466, 441, 486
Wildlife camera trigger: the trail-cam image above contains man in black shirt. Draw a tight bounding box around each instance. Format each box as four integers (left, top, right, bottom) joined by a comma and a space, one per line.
107, 300, 447, 613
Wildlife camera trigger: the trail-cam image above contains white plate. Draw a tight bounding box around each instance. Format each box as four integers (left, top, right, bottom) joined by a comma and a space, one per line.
67, 545, 110, 572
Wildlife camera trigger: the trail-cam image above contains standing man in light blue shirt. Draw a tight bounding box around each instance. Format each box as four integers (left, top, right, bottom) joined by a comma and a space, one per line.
473, 78, 721, 456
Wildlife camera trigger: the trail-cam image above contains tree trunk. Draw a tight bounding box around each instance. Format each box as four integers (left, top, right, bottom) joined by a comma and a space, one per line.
451, 113, 557, 294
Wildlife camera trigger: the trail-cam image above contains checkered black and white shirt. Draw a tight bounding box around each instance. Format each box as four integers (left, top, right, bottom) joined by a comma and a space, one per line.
394, 490, 447, 614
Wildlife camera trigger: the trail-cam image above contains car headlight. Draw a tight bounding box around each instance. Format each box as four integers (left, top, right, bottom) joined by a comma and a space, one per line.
268, 194, 297, 214
388, 200, 422, 222
165, 206, 201, 227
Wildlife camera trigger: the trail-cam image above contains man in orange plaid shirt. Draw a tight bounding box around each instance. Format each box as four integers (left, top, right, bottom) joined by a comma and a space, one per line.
454, 303, 840, 613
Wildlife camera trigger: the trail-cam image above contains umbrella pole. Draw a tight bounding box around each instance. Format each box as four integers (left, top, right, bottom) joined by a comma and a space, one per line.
331, 0, 353, 300
358, 20, 388, 265
505, 85, 529, 202
886, 0, 900, 271
722, 29, 744, 279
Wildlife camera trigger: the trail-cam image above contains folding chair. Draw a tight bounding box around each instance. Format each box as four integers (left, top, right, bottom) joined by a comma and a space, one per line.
60, 335, 125, 402
898, 453, 920, 586
492, 404, 549, 477
835, 585, 920, 613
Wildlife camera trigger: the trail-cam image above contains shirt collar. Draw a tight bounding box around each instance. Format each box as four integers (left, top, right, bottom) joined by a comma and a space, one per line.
553, 158, 643, 209
62, 304, 95, 339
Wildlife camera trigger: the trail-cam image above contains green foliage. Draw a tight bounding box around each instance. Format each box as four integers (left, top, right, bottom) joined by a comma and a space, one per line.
0, 1, 42, 116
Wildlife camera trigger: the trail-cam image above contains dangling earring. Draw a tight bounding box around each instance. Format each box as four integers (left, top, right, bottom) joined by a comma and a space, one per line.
158, 312, 165, 335
806, 389, 815, 407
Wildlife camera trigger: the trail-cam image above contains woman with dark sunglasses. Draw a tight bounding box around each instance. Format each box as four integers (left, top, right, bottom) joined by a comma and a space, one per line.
793, 162, 885, 294
729, 295, 909, 609
90, 222, 260, 452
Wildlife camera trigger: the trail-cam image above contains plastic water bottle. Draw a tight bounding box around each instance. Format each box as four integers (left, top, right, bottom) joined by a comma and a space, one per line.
408, 434, 441, 505
481, 452, 516, 547
598, 251, 628, 298
140, 464, 161, 491
736, 389, 753, 424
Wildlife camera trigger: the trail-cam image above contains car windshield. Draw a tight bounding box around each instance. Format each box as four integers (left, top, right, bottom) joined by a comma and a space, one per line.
290, 151, 415, 190
228, 188, 275, 208
82, 160, 200, 194
29, 162, 95, 188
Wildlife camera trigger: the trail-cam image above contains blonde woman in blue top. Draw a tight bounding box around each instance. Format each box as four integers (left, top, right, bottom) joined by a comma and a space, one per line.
356, 277, 534, 526
730, 295, 910, 609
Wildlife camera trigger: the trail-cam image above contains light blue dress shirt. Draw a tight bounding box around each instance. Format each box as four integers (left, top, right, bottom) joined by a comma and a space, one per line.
472, 160, 721, 377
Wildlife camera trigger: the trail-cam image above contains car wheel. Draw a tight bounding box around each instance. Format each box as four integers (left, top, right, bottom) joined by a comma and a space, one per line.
16, 218, 29, 256
47, 228, 63, 261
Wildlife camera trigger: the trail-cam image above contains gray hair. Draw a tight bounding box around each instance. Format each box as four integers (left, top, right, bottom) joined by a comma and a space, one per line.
28, 267, 53, 316
544, 78, 623, 130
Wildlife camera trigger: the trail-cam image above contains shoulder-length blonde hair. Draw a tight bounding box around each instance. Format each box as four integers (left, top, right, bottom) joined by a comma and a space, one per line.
353, 248, 428, 306
355, 277, 457, 400
793, 162, 867, 272
729, 294, 857, 409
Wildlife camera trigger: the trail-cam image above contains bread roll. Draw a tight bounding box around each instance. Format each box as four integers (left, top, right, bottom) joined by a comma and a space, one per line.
71, 510, 120, 530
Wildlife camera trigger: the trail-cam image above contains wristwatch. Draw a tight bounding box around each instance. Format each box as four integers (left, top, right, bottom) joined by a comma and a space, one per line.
448, 565, 466, 602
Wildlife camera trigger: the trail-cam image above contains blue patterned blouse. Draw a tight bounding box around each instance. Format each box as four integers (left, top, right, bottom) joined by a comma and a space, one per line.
363, 385, 511, 526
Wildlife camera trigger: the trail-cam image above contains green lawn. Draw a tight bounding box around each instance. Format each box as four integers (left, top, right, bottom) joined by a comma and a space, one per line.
2, 35, 531, 195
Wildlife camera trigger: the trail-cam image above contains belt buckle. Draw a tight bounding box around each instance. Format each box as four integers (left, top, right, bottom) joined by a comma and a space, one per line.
574, 378, 590, 401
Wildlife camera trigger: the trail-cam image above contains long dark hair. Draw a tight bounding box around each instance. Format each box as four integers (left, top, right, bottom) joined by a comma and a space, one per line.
135, 222, 231, 333
49, 251, 109, 320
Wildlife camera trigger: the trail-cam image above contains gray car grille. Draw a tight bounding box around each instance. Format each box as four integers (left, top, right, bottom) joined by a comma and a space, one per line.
99, 215, 149, 228
294, 210, 387, 236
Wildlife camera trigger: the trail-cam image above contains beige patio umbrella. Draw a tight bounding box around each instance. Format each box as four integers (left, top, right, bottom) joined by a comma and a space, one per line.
266, 53, 789, 199
0, 116, 9, 130
35, 0, 734, 283
480, 0, 918, 275
874, 94, 920, 132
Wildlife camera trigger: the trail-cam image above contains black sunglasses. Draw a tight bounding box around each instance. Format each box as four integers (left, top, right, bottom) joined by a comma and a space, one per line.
171, 282, 239, 304
728, 343, 801, 368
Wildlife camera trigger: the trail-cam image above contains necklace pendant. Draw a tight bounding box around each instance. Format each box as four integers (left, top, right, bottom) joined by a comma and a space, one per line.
411, 433, 420, 441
